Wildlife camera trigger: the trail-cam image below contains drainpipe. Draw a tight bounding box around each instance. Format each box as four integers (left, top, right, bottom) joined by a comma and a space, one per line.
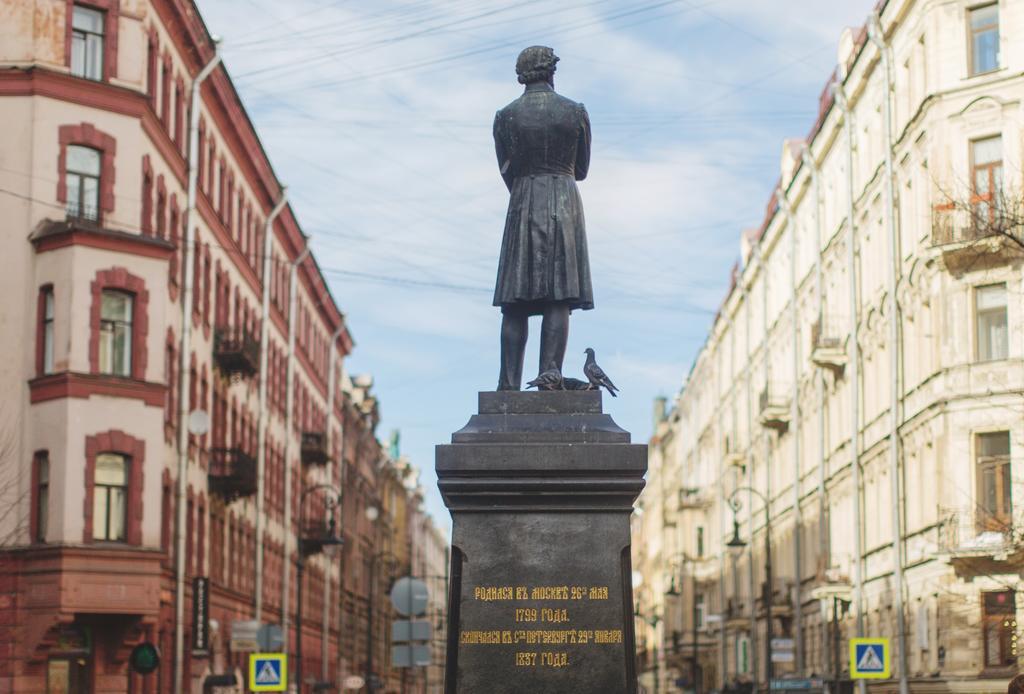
282, 241, 312, 653
832, 82, 865, 694
323, 325, 347, 680
254, 190, 288, 621
741, 270, 758, 689
800, 146, 831, 582
174, 40, 221, 694
867, 13, 909, 694
754, 236, 773, 687
776, 188, 804, 674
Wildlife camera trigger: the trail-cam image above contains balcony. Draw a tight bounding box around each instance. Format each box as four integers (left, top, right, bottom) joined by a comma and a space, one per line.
931, 205, 1022, 275
758, 385, 790, 433
723, 434, 745, 469
208, 447, 257, 500
810, 315, 847, 374
301, 431, 329, 466
213, 326, 259, 379
936, 507, 1022, 577
678, 487, 711, 511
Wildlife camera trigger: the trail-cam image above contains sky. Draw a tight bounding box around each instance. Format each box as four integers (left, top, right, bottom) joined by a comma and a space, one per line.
196, 0, 872, 528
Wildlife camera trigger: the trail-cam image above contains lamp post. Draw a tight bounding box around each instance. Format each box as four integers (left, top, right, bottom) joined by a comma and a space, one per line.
726, 487, 773, 690
633, 600, 662, 694
665, 554, 701, 694
296, 485, 344, 693
810, 583, 852, 694
365, 549, 399, 692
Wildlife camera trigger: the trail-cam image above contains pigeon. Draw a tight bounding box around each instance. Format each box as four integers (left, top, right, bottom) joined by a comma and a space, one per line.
526, 368, 564, 391
583, 348, 619, 397
562, 377, 596, 391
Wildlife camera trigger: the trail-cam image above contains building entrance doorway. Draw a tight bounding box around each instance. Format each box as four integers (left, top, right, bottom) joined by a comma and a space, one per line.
46, 657, 90, 694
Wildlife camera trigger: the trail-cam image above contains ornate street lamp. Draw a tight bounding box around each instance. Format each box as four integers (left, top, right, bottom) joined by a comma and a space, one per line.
296, 485, 344, 691
727, 488, 774, 689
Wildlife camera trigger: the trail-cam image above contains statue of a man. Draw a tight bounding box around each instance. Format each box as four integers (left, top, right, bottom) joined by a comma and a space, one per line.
493, 46, 593, 391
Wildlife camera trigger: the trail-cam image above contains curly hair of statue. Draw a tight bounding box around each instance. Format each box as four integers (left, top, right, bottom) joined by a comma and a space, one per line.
515, 45, 559, 85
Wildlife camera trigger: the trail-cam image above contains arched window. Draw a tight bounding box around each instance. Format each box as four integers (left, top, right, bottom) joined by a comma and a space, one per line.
65, 145, 101, 221
93, 453, 128, 541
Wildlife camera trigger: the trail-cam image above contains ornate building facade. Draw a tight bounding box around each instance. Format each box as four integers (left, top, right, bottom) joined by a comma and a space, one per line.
0, 1, 448, 691
635, 0, 1023, 691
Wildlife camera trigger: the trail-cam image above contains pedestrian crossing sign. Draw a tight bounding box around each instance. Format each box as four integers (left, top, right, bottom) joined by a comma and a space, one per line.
249, 653, 287, 691
850, 638, 890, 679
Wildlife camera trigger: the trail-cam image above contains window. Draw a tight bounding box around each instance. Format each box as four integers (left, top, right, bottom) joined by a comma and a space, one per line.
70, 5, 104, 80
976, 284, 1008, 361
99, 290, 133, 376
696, 526, 705, 558
35, 452, 49, 543
977, 431, 1012, 531
93, 453, 127, 541
695, 593, 705, 629
983, 590, 1017, 667
64, 146, 101, 221
40, 287, 55, 375
969, 4, 999, 76
971, 136, 1003, 226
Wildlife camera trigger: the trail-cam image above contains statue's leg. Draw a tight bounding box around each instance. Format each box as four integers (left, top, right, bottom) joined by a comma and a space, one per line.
498, 307, 528, 391
539, 302, 570, 375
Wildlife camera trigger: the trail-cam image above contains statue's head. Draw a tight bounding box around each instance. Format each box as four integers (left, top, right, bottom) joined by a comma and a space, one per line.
516, 46, 559, 85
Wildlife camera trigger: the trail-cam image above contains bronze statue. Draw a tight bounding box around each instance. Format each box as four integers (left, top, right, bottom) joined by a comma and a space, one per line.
493, 46, 593, 391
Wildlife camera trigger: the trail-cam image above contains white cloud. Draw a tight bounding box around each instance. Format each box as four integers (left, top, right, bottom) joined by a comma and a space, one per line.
196, 0, 878, 520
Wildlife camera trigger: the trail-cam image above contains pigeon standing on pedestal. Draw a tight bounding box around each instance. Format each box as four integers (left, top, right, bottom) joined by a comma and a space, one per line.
583, 348, 618, 397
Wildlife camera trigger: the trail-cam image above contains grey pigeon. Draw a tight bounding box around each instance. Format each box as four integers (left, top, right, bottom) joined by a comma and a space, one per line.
583, 348, 618, 397
562, 377, 595, 391
526, 368, 564, 391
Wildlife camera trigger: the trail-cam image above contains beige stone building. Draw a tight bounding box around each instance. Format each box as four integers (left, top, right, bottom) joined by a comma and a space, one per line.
636, 0, 1024, 692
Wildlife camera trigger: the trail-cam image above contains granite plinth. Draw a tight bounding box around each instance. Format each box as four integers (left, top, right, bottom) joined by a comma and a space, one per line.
437, 391, 647, 693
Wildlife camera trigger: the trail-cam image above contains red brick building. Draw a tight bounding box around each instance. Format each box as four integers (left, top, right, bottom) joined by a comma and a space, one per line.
0, 1, 440, 691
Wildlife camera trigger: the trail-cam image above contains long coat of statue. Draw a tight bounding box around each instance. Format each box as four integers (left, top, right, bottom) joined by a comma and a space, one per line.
492, 82, 594, 315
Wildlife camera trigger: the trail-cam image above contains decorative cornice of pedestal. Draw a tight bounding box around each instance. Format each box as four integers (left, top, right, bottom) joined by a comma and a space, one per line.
436, 391, 647, 512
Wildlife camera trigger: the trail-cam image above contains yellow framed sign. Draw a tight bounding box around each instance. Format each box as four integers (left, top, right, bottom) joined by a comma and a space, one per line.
249, 653, 287, 691
850, 638, 890, 679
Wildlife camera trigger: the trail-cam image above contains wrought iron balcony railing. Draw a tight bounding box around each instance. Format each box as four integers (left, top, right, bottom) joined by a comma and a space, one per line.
300, 431, 329, 466
213, 326, 259, 378
208, 447, 257, 500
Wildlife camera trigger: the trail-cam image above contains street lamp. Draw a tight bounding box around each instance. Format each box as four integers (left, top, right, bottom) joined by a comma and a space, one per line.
296, 485, 344, 692
810, 583, 852, 694
726, 487, 774, 690
363, 504, 399, 693
634, 600, 662, 694
664, 554, 702, 694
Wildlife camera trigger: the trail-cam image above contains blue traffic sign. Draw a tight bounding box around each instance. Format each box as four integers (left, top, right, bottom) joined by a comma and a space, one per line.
850, 638, 890, 679
249, 653, 287, 691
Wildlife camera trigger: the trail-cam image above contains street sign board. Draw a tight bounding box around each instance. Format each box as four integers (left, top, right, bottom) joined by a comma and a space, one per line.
258, 624, 284, 651
392, 619, 433, 643
192, 577, 210, 654
231, 619, 260, 652
850, 638, 890, 679
249, 653, 287, 691
770, 679, 824, 690
390, 577, 429, 616
392, 644, 432, 667
770, 638, 795, 651
770, 650, 795, 663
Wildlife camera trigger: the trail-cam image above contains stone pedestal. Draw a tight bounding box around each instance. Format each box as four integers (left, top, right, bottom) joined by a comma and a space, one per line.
437, 391, 647, 693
